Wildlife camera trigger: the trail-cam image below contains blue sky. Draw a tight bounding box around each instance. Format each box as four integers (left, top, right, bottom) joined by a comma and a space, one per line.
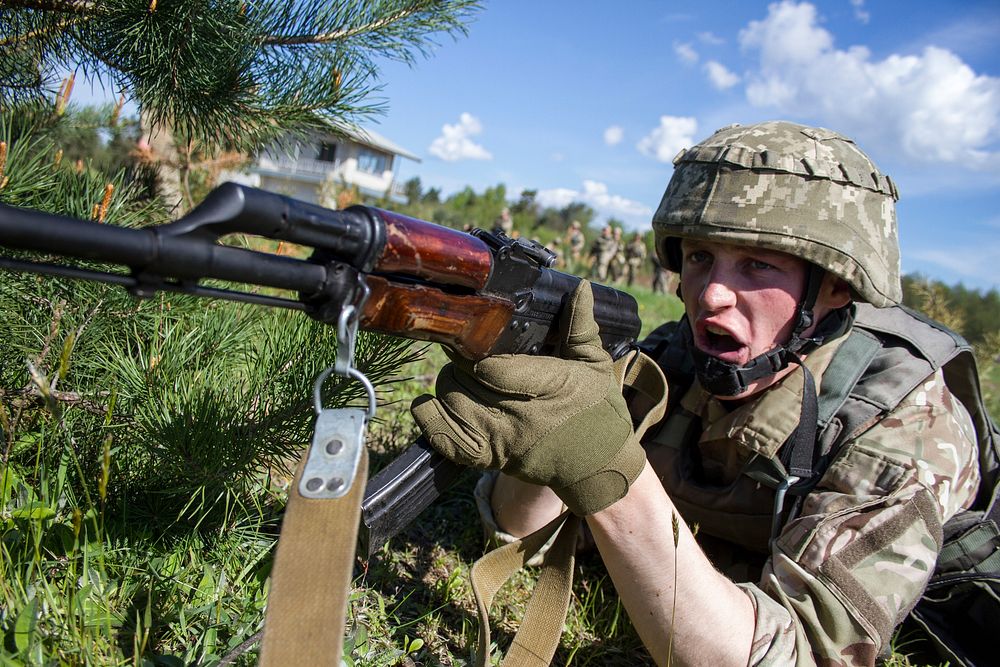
72, 1, 999, 291
366, 0, 1000, 292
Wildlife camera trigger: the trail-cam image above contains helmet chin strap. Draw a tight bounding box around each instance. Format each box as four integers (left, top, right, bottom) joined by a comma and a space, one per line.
691, 265, 833, 397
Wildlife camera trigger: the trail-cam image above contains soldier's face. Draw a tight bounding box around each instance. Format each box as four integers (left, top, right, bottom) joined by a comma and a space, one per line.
679, 239, 841, 399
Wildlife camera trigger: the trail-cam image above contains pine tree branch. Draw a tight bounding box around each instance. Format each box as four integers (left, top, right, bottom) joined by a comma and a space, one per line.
0, 17, 79, 46
262, 5, 421, 46
0, 0, 96, 15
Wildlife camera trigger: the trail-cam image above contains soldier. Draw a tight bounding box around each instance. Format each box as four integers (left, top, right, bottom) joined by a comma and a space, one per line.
566, 220, 586, 268
624, 232, 647, 286
493, 206, 513, 237
608, 226, 627, 284
588, 225, 617, 281
413, 121, 986, 665
650, 253, 670, 293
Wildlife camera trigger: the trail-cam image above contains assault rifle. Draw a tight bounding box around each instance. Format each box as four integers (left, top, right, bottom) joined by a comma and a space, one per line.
0, 182, 641, 554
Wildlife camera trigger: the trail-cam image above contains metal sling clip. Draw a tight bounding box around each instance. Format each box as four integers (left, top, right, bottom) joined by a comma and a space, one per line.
299, 304, 376, 500
769, 474, 801, 546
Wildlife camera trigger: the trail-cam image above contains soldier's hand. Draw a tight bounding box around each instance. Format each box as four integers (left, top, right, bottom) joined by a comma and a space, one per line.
411, 281, 645, 516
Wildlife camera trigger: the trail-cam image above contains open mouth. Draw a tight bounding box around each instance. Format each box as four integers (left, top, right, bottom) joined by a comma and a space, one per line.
698, 324, 747, 361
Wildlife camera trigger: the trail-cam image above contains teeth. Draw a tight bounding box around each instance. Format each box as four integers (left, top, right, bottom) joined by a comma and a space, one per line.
705, 324, 730, 336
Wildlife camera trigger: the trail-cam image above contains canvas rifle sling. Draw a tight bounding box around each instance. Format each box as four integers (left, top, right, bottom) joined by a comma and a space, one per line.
469, 349, 669, 666
259, 447, 368, 666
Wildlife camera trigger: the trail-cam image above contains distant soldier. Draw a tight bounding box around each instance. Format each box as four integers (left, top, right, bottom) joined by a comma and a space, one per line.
588, 225, 617, 281
493, 207, 513, 237
608, 227, 627, 284
650, 254, 670, 293
624, 232, 647, 286
566, 221, 586, 268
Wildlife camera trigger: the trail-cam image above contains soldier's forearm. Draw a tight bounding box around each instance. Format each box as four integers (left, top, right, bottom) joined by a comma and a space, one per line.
587, 464, 755, 667
491, 473, 565, 536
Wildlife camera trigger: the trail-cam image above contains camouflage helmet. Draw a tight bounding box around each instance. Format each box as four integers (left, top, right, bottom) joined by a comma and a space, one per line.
652, 121, 902, 307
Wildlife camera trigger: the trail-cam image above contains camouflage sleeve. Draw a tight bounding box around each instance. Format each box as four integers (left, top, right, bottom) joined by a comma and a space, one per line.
745, 369, 981, 666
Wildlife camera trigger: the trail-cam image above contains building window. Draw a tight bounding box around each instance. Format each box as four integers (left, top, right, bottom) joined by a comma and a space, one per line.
357, 148, 389, 175
318, 142, 337, 162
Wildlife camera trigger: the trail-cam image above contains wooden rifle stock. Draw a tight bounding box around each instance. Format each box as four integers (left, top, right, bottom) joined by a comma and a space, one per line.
361, 276, 514, 360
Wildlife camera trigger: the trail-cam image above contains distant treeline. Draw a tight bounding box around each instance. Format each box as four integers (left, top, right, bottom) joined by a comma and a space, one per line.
902, 275, 1000, 350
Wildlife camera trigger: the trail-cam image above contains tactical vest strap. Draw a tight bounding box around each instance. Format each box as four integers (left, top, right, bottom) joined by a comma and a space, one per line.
815, 327, 881, 429
784, 354, 818, 481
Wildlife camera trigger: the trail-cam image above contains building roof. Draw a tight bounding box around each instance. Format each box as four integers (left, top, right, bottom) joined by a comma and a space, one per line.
328, 120, 421, 162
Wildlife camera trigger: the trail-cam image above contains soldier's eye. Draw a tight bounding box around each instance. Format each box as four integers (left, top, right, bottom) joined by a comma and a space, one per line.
687, 250, 710, 265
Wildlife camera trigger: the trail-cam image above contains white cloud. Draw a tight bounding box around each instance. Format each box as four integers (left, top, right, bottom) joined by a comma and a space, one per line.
704, 61, 741, 90
738, 1, 1000, 169
535, 187, 578, 210
741, 2, 832, 67
637, 116, 698, 163
850, 0, 870, 24
537, 180, 652, 220
428, 113, 493, 162
698, 31, 725, 46
604, 125, 624, 146
674, 42, 699, 64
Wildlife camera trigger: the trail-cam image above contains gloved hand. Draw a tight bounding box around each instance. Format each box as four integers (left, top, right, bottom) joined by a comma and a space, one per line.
410, 280, 645, 516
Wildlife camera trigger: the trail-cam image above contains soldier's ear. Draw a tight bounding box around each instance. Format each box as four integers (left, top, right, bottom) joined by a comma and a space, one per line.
819, 274, 852, 310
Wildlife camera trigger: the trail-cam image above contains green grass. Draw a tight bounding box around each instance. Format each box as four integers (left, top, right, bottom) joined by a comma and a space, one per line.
982, 362, 1000, 424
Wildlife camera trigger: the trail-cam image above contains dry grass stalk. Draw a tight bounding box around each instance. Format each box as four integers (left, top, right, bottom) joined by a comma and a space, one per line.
666, 510, 680, 666
55, 73, 76, 115
111, 94, 125, 127
0, 141, 7, 191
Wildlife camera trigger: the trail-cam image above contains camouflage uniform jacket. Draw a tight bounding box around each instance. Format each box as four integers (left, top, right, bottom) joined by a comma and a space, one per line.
645, 325, 981, 666
474, 318, 981, 665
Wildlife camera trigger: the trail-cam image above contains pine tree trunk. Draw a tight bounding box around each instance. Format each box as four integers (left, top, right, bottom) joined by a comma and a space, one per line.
140, 108, 185, 214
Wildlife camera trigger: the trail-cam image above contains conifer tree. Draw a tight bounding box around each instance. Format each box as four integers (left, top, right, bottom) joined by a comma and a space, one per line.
0, 2, 479, 662
1, 0, 480, 207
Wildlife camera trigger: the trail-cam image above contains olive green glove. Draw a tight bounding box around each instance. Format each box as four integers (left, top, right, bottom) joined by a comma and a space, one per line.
410, 281, 645, 516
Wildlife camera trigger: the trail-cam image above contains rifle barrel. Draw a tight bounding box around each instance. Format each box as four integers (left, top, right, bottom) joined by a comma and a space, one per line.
0, 202, 330, 295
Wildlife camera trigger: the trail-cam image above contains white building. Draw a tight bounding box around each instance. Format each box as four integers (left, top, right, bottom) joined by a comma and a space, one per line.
245, 124, 420, 204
